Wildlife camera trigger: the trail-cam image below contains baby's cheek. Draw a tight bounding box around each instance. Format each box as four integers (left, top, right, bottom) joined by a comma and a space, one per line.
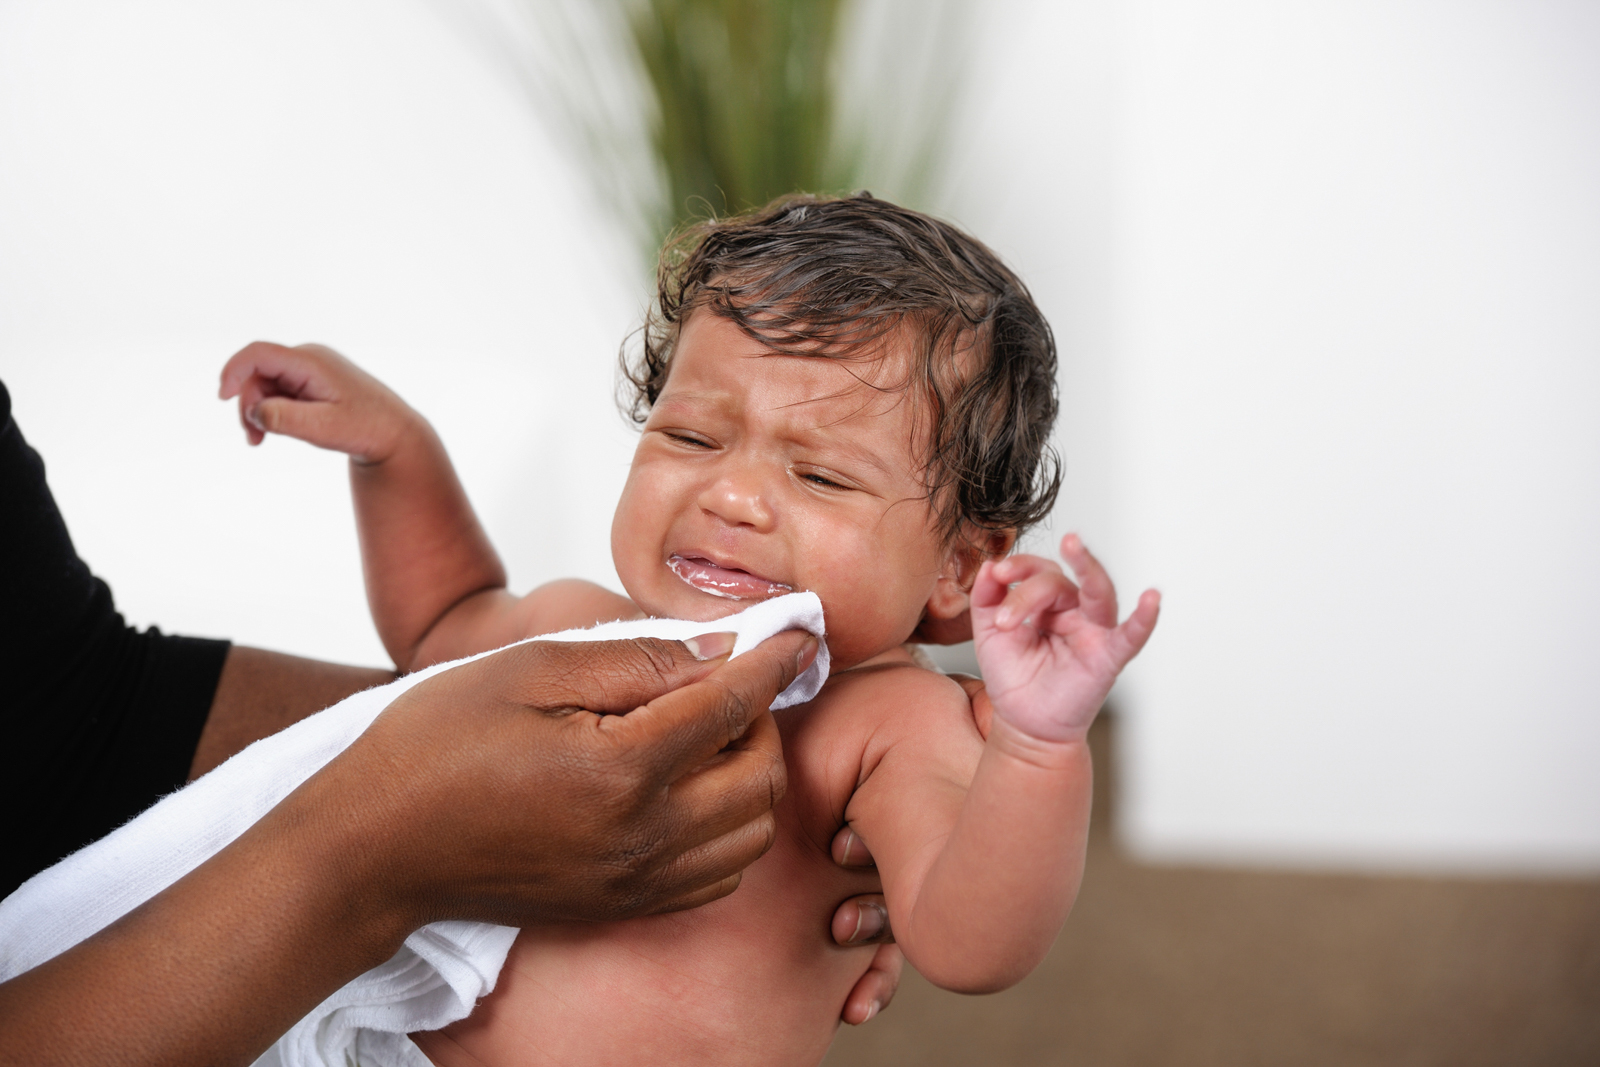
815, 586, 924, 668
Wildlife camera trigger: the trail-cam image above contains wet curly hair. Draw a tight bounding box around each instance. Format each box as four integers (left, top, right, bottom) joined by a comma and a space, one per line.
620, 192, 1060, 542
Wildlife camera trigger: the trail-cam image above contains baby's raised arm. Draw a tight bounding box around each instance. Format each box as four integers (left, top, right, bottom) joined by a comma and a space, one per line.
219, 343, 615, 670
845, 535, 1159, 993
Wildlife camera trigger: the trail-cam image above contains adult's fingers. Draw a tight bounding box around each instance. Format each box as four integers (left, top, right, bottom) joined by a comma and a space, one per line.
615, 703, 786, 913
841, 944, 905, 1025
608, 629, 818, 781
648, 706, 787, 865
485, 634, 734, 718
634, 810, 780, 915
831, 894, 893, 946
831, 825, 875, 868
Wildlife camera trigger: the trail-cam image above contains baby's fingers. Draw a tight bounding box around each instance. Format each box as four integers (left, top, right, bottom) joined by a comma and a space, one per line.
248, 396, 345, 451
1107, 589, 1162, 669
220, 341, 324, 401
1060, 534, 1118, 629
973, 552, 1067, 609
233, 374, 273, 445
994, 569, 1080, 632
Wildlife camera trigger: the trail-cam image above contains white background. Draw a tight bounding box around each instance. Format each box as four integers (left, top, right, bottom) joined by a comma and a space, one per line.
3, 0, 1596, 873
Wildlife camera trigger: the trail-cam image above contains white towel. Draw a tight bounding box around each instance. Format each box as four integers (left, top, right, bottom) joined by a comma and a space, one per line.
0, 592, 828, 1067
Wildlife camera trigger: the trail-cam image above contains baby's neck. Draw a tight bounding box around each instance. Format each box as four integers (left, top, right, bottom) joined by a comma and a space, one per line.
847, 645, 921, 672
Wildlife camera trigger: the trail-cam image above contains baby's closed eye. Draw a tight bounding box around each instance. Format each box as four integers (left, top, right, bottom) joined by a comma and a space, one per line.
800, 470, 851, 490
662, 430, 716, 449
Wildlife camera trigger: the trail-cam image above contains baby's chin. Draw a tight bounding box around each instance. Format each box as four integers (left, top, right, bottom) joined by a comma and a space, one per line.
625, 583, 768, 624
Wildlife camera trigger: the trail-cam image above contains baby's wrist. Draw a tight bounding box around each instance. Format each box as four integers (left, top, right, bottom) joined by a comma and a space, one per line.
350, 409, 438, 470
984, 712, 1090, 771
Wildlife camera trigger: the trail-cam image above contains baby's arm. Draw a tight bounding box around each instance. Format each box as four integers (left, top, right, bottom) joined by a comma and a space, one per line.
219, 343, 633, 670
844, 535, 1159, 993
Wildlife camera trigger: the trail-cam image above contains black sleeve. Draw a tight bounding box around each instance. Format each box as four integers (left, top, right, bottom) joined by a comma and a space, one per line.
1, 379, 231, 899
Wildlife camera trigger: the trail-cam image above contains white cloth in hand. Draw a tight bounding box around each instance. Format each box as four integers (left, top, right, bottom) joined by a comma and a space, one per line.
0, 592, 828, 1067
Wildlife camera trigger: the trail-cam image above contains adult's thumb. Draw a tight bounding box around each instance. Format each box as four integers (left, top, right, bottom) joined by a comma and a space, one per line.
609, 628, 818, 770
479, 633, 739, 717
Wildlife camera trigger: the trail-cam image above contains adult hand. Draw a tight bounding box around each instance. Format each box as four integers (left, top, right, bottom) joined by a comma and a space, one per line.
831, 826, 904, 1025
327, 630, 813, 928
0, 629, 815, 1067
362, 633, 911, 1020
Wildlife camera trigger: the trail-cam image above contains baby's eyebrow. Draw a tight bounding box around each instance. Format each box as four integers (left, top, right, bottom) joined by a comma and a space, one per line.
784, 424, 899, 480
655, 389, 732, 409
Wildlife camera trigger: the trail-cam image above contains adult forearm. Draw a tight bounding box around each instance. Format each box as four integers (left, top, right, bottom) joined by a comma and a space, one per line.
896, 729, 1093, 994
190, 646, 397, 779
0, 632, 809, 1064
0, 789, 410, 1067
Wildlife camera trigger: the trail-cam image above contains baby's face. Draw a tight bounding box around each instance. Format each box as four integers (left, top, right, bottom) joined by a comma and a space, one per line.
611, 310, 956, 669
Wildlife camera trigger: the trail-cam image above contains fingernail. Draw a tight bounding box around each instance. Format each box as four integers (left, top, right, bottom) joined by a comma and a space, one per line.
684, 632, 736, 661
846, 901, 888, 943
246, 404, 266, 431
837, 829, 873, 867
864, 1001, 881, 1022
796, 635, 819, 672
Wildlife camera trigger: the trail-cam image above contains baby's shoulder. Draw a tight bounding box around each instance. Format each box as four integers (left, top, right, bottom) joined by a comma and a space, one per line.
781, 651, 981, 834
799, 650, 980, 757
516, 579, 642, 637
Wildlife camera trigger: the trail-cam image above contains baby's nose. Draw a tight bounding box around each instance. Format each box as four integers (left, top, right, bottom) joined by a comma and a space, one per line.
697, 474, 775, 530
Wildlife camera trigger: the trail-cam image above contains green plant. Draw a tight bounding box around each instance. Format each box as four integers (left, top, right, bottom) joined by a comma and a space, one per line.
627, 0, 853, 244
477, 0, 968, 266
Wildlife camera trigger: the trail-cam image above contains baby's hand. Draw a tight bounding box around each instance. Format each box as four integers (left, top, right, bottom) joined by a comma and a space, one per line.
218, 342, 419, 464
971, 534, 1160, 744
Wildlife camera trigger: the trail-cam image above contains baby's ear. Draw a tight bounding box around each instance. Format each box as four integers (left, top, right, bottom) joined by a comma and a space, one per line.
914, 528, 1016, 644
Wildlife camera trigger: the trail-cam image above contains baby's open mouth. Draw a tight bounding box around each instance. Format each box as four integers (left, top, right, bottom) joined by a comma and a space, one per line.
667, 554, 794, 601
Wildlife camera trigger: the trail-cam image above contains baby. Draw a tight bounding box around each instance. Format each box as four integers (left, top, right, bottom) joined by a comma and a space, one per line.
221, 194, 1159, 1067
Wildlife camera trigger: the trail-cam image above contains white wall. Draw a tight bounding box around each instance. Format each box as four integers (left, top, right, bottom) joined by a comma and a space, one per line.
0, 0, 643, 667
958, 0, 1600, 873
4, 0, 1597, 873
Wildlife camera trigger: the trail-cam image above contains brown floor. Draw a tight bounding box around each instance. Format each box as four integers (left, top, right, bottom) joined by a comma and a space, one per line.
823, 718, 1600, 1067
